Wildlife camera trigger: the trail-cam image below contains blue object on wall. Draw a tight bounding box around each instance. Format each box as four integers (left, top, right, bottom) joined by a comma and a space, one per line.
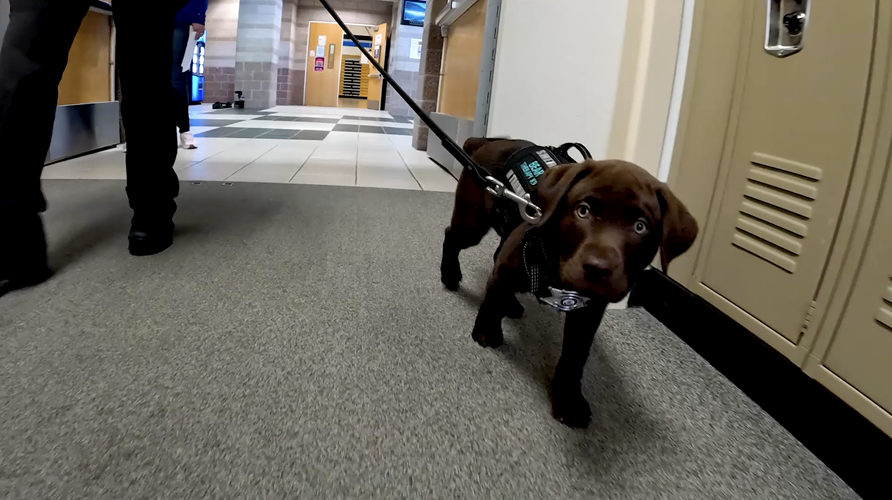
190, 32, 207, 103
342, 40, 373, 48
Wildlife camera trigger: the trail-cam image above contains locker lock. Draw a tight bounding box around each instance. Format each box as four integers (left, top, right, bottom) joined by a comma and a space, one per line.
783, 11, 806, 36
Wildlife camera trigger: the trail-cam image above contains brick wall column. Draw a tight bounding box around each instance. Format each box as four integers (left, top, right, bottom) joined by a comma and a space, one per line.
412, 0, 446, 150
234, 0, 283, 109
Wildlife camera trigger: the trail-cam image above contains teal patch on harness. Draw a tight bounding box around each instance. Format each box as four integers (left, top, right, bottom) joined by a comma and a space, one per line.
519, 161, 545, 186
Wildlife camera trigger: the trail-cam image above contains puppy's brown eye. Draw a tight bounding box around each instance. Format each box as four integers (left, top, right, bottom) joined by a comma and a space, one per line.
575, 203, 591, 219
633, 220, 649, 235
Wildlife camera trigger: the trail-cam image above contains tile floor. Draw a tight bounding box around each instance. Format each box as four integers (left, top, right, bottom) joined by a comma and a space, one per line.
42, 105, 457, 193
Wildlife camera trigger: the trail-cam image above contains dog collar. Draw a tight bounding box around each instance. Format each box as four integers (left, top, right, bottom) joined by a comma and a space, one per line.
537, 287, 591, 312
521, 227, 591, 312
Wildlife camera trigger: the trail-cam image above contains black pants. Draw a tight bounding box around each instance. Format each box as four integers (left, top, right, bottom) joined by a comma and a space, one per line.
172, 23, 191, 133
0, 0, 187, 222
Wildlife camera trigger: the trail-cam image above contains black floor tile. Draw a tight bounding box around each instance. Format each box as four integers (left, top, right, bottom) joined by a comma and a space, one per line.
294, 117, 341, 123
342, 115, 364, 120
189, 119, 242, 127
359, 116, 395, 122
295, 130, 329, 140
333, 124, 359, 132
391, 116, 412, 123
258, 129, 300, 139
194, 127, 237, 138
226, 128, 267, 138
383, 127, 412, 136
359, 125, 385, 134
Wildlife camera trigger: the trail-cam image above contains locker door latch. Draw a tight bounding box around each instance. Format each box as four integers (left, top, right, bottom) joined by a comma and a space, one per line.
765, 0, 810, 58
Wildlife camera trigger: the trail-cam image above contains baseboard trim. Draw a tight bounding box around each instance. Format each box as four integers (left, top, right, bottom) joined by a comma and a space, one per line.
628, 268, 891, 500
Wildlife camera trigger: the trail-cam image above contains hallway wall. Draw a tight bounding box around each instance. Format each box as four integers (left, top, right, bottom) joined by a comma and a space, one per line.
385, 0, 424, 117
204, 0, 241, 103
487, 0, 629, 159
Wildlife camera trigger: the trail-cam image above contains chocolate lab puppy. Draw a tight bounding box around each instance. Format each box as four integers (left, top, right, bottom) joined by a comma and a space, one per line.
441, 138, 698, 427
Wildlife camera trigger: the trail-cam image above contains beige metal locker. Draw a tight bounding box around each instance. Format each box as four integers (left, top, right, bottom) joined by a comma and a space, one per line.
665, 0, 892, 436
821, 204, 892, 415
698, 0, 875, 344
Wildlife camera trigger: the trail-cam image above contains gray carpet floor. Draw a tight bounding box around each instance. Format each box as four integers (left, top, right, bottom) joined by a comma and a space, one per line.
0, 180, 857, 499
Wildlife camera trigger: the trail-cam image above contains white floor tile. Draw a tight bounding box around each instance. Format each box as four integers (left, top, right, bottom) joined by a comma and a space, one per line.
265, 105, 393, 119
187, 126, 218, 134
267, 112, 343, 120
227, 164, 301, 183
387, 135, 414, 150
226, 141, 320, 182
310, 146, 357, 161
358, 133, 395, 147
298, 157, 356, 176
225, 120, 335, 131
357, 153, 405, 169
177, 137, 247, 161
290, 172, 356, 187
338, 119, 413, 129
321, 131, 359, 146
408, 164, 458, 192
178, 141, 278, 181
395, 147, 458, 192
356, 166, 420, 191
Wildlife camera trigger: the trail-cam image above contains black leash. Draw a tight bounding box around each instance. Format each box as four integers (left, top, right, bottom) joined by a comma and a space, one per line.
317, 0, 545, 223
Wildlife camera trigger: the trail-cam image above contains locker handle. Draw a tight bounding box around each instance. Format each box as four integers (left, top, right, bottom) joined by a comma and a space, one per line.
765, 0, 810, 58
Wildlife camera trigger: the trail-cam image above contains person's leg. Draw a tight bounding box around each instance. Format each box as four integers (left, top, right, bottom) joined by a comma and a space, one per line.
0, 0, 90, 292
114, 1, 186, 255
171, 23, 192, 135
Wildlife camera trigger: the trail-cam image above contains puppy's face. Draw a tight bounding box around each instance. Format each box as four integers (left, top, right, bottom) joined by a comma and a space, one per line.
535, 160, 698, 302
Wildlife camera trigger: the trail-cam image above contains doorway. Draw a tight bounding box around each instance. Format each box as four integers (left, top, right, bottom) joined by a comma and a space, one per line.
304, 21, 388, 110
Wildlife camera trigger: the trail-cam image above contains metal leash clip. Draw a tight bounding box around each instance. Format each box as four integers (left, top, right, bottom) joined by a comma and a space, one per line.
485, 176, 543, 224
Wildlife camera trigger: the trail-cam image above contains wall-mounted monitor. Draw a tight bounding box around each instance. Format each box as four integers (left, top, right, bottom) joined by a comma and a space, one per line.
402, 0, 426, 27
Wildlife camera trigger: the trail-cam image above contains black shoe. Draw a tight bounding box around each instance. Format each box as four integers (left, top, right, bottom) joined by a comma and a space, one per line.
128, 219, 174, 256
0, 266, 53, 296
0, 208, 52, 296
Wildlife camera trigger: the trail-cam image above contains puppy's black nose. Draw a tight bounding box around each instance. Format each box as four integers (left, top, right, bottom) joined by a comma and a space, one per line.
583, 257, 612, 281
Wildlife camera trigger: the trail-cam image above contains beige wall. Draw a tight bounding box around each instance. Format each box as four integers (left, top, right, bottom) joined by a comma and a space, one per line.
607, 0, 687, 177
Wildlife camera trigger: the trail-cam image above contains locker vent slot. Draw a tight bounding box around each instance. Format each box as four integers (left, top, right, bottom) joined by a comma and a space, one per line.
877, 278, 892, 331
732, 153, 820, 273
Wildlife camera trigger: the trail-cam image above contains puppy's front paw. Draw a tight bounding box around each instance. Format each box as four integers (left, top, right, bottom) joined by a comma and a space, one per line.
471, 325, 503, 348
552, 390, 592, 428
440, 266, 462, 291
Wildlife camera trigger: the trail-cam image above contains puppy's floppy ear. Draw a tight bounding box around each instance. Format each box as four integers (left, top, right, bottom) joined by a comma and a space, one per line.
656, 184, 698, 272
533, 161, 595, 226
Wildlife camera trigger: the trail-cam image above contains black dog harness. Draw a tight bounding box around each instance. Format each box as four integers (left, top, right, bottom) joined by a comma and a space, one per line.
493, 143, 594, 312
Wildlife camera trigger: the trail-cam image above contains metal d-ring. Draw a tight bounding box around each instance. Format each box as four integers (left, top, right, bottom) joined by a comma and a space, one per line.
485, 176, 543, 224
